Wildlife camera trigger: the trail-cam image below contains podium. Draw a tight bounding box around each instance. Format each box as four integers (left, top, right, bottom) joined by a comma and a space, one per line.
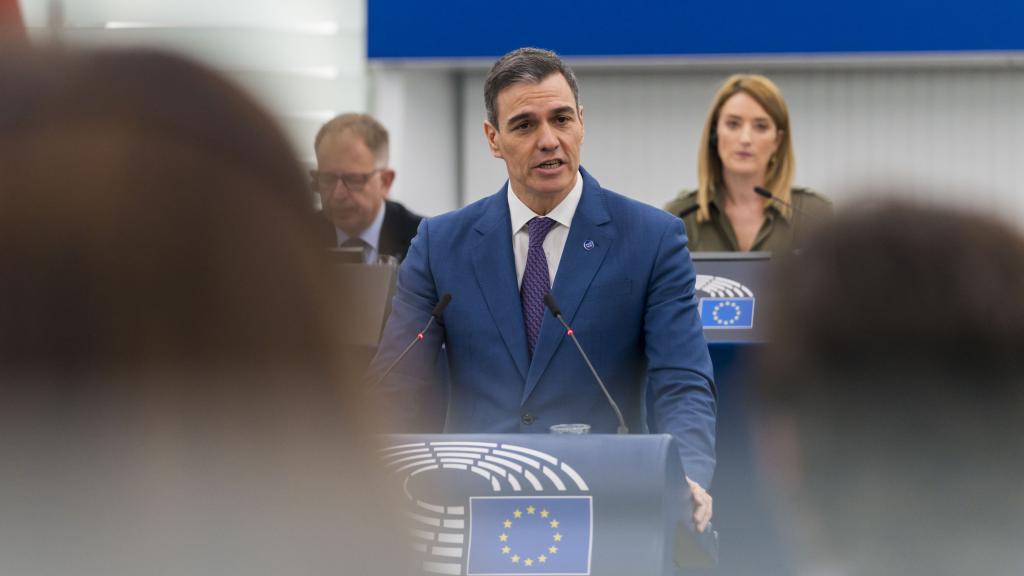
328, 257, 398, 348
692, 251, 771, 344
691, 252, 786, 575
328, 255, 399, 379
380, 434, 715, 576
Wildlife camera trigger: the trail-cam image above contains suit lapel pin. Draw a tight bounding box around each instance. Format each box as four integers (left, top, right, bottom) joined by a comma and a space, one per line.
583, 240, 595, 251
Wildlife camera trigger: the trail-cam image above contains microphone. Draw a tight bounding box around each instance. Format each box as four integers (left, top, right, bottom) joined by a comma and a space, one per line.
367, 293, 452, 392
754, 186, 811, 220
677, 204, 699, 219
543, 293, 629, 434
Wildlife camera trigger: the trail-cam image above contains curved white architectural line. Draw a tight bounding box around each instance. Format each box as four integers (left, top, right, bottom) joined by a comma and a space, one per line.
390, 454, 438, 469
469, 466, 492, 482
474, 460, 507, 477
542, 466, 567, 491
500, 444, 559, 465
416, 501, 446, 514
482, 455, 524, 474
696, 274, 754, 298
407, 464, 440, 477
491, 449, 541, 469
422, 560, 461, 575
412, 528, 435, 541
438, 457, 477, 466
380, 441, 427, 452
400, 460, 440, 474
522, 469, 543, 490
380, 446, 430, 458
406, 512, 441, 527
428, 441, 498, 448
430, 546, 463, 558
431, 447, 490, 455
432, 451, 486, 459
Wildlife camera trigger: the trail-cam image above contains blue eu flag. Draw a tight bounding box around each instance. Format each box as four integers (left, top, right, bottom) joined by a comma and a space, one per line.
467, 496, 592, 575
699, 297, 755, 329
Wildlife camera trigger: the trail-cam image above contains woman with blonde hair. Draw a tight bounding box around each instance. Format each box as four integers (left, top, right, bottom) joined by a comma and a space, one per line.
665, 74, 831, 252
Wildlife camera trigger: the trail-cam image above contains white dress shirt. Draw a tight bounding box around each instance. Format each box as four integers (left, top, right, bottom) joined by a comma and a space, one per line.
334, 199, 386, 263
508, 172, 584, 288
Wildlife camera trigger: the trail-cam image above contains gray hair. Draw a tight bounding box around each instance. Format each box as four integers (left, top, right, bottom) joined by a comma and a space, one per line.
314, 113, 389, 165
483, 47, 580, 129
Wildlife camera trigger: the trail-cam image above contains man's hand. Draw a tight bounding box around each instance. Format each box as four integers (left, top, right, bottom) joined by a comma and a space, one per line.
686, 476, 713, 533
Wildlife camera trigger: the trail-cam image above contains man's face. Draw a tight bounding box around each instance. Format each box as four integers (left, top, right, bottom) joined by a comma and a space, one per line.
314, 131, 393, 236
484, 74, 584, 207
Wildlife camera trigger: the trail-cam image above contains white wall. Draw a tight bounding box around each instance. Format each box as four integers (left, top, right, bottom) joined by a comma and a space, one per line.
371, 68, 461, 216
21, 0, 1024, 225
453, 64, 1024, 223
19, 0, 369, 165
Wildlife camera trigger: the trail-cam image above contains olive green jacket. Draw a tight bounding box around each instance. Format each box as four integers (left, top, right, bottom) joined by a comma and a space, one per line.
664, 187, 832, 253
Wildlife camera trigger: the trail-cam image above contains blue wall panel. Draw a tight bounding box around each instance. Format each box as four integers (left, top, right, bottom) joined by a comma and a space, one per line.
368, 0, 1024, 59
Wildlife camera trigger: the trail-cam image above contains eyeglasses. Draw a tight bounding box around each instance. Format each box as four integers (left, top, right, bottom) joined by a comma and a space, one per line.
310, 169, 382, 192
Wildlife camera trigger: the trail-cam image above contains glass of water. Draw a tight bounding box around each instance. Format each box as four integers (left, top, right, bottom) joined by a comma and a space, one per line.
549, 423, 591, 434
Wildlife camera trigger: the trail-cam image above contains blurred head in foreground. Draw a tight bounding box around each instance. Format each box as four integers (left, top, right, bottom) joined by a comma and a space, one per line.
761, 199, 1024, 576
0, 47, 401, 575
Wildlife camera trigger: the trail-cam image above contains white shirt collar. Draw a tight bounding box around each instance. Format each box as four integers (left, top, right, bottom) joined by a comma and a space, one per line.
335, 199, 386, 253
507, 171, 583, 234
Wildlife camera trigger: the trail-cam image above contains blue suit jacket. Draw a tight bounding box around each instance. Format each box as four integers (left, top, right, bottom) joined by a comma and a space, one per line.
370, 168, 717, 487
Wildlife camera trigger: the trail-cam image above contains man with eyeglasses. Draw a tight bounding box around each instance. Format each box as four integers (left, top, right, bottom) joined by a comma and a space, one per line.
312, 113, 422, 263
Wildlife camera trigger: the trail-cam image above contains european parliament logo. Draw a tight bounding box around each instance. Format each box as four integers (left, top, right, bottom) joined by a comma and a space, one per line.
381, 441, 593, 576
695, 274, 756, 330
467, 496, 592, 575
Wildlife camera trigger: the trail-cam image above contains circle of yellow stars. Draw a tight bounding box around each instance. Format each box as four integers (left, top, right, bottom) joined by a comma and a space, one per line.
711, 301, 741, 325
498, 504, 563, 567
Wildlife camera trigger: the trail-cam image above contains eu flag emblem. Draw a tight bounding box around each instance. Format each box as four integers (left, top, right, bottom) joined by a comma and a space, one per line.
467, 496, 592, 575
699, 297, 755, 329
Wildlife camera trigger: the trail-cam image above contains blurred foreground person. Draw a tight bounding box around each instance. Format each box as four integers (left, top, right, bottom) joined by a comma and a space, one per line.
0, 48, 404, 576
761, 200, 1024, 576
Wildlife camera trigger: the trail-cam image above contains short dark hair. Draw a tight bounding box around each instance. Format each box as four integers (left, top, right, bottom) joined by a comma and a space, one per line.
483, 47, 580, 129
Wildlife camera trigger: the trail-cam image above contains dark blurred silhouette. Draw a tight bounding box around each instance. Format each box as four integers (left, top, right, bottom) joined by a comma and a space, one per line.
0, 47, 403, 575
759, 199, 1024, 575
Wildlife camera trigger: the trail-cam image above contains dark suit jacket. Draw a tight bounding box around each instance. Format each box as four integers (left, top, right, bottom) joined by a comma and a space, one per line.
318, 199, 423, 262
369, 167, 717, 488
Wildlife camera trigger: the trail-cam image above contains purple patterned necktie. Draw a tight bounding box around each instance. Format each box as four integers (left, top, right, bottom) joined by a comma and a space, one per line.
521, 217, 557, 357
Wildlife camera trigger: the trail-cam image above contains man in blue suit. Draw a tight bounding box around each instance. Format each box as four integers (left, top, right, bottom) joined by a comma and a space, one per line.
370, 48, 716, 530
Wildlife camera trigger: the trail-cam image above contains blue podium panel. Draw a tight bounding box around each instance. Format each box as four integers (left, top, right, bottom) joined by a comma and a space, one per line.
691, 255, 786, 573
379, 434, 690, 576
467, 496, 592, 574
693, 252, 771, 344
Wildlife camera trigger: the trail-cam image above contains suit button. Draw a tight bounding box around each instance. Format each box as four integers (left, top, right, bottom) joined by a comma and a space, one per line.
521, 413, 536, 425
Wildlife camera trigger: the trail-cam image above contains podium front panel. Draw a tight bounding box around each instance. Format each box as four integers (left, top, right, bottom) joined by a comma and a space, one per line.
378, 434, 686, 576
692, 252, 771, 344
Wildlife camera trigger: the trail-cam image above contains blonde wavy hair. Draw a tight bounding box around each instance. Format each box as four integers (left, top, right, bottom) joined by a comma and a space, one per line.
696, 74, 795, 222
